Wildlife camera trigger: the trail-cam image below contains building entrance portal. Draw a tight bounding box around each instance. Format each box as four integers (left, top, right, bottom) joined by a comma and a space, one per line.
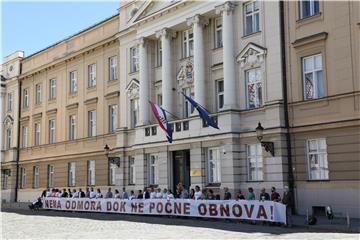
172, 150, 190, 191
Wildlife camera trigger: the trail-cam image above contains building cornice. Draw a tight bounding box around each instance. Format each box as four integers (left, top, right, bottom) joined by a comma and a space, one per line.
292, 32, 328, 48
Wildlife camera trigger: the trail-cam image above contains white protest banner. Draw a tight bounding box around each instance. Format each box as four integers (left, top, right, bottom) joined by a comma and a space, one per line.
43, 198, 287, 223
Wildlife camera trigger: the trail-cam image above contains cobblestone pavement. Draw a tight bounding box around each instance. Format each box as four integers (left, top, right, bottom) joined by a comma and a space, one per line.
1, 210, 358, 240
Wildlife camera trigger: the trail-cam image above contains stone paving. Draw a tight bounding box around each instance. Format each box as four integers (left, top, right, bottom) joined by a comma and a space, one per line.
1, 210, 359, 239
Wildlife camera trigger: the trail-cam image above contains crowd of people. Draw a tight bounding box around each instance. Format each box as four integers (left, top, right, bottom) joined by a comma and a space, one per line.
40, 183, 292, 206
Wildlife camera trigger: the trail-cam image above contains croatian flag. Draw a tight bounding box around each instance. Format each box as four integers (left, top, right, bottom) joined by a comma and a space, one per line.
149, 101, 173, 143
182, 93, 219, 129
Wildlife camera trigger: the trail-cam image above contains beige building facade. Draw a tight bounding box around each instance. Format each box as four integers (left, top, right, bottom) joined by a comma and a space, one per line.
284, 1, 360, 217
1, 0, 359, 218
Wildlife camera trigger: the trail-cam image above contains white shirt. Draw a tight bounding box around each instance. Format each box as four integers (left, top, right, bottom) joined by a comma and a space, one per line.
56, 192, 62, 198
72, 192, 79, 198
194, 191, 202, 200
155, 192, 162, 199
166, 193, 174, 200
114, 193, 121, 198
96, 193, 103, 199
150, 192, 156, 199
90, 191, 97, 198
129, 194, 135, 200
46, 191, 51, 197
162, 193, 167, 199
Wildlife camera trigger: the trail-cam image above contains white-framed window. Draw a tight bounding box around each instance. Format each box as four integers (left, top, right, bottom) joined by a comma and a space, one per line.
156, 40, 162, 66
49, 79, 56, 100
183, 88, 195, 118
69, 115, 76, 140
156, 94, 163, 107
130, 98, 139, 128
6, 128, 12, 149
7, 92, 13, 112
88, 110, 96, 137
246, 68, 263, 109
208, 147, 221, 184
244, 0, 260, 35
88, 64, 97, 87
20, 167, 26, 189
68, 162, 76, 187
109, 56, 117, 81
2, 173, 8, 190
303, 54, 324, 100
216, 80, 224, 111
130, 47, 139, 72
48, 119, 55, 144
214, 17, 223, 48
299, 0, 320, 19
182, 29, 194, 58
307, 138, 329, 180
34, 123, 41, 146
149, 154, 158, 185
23, 88, 29, 107
87, 160, 95, 186
35, 83, 42, 105
109, 162, 117, 185
247, 144, 263, 181
22, 126, 28, 148
69, 71, 77, 94
47, 165, 54, 188
33, 166, 40, 188
129, 156, 135, 185
109, 105, 118, 133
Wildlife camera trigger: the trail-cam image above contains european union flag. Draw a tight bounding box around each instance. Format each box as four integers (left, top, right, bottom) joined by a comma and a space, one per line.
182, 93, 219, 129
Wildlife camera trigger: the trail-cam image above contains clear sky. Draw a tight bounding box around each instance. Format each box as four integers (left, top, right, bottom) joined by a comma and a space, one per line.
1, 1, 119, 60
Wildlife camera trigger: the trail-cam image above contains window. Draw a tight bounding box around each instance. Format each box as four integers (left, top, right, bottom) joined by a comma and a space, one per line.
88, 64, 97, 87
2, 173, 8, 190
130, 47, 139, 72
48, 119, 55, 144
87, 160, 95, 186
109, 56, 117, 81
33, 166, 40, 188
34, 123, 41, 146
303, 54, 324, 100
35, 84, 42, 104
129, 157, 135, 185
109, 105, 118, 133
47, 165, 54, 188
20, 167, 26, 189
69, 71, 77, 94
156, 40, 162, 66
183, 88, 195, 118
156, 94, 163, 107
216, 80, 224, 110
6, 128, 12, 149
246, 68, 263, 109
149, 155, 158, 185
69, 115, 76, 140
214, 18, 223, 48
68, 162, 76, 187
247, 144, 263, 181
208, 148, 221, 184
183, 29, 194, 58
49, 79, 56, 100
299, 0, 320, 19
23, 88, 29, 107
130, 99, 139, 128
7, 93, 13, 111
244, 1, 260, 35
109, 162, 117, 185
307, 138, 328, 180
22, 126, 28, 148
88, 110, 96, 137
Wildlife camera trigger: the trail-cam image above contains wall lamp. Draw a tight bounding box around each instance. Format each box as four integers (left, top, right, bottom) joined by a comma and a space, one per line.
255, 122, 275, 157
104, 144, 121, 167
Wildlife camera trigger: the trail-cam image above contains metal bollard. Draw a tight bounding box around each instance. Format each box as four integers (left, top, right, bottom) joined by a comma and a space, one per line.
306, 209, 309, 224
346, 211, 350, 229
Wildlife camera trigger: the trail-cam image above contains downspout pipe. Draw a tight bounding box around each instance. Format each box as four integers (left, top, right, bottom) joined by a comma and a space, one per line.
14, 75, 22, 202
279, 0, 295, 213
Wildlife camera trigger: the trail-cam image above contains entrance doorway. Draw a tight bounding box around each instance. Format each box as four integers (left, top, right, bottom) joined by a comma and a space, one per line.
172, 150, 190, 191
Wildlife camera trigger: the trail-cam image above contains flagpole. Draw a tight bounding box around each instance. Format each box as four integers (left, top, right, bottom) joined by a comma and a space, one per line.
163, 109, 181, 120
181, 92, 214, 115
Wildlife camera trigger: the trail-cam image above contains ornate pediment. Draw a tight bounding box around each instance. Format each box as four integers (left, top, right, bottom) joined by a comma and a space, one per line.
126, 79, 140, 99
134, 0, 181, 22
236, 43, 267, 68
3, 115, 14, 127
177, 60, 194, 91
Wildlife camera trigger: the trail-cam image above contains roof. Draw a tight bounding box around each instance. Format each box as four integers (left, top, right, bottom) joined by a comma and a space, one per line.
23, 13, 119, 61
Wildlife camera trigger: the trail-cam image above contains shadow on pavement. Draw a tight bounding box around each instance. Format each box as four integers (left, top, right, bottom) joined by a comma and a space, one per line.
1, 208, 357, 235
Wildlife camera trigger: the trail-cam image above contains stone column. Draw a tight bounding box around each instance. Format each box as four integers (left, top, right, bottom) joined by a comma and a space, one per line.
187, 15, 208, 107
216, 2, 237, 109
156, 28, 174, 113
138, 38, 150, 125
